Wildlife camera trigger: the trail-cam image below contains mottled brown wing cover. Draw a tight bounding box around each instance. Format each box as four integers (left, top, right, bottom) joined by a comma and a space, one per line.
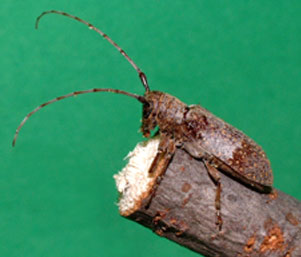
184, 105, 273, 190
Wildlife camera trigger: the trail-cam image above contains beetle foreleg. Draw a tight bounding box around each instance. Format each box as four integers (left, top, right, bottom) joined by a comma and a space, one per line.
148, 136, 176, 175
145, 136, 176, 209
203, 160, 223, 231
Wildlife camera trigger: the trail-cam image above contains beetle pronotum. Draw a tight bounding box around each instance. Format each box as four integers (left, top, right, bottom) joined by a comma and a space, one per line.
13, 10, 273, 230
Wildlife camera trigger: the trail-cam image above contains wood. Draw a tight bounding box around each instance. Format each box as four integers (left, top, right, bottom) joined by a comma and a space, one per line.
123, 148, 301, 257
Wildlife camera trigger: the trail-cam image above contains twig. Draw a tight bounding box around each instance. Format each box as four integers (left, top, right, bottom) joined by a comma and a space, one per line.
115, 139, 301, 257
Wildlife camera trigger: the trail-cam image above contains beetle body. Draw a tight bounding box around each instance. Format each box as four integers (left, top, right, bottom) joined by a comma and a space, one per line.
142, 91, 273, 192
14, 10, 273, 230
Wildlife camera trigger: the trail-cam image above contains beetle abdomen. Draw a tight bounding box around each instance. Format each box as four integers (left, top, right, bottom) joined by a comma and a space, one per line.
184, 105, 273, 188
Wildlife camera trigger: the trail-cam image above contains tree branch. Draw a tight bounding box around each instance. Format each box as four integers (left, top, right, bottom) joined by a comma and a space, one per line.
115, 139, 301, 257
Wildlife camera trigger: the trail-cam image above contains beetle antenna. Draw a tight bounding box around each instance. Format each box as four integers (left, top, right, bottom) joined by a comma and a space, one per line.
36, 10, 150, 92
12, 88, 146, 147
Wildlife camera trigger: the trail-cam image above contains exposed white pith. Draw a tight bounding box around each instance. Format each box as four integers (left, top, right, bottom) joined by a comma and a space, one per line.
113, 137, 159, 215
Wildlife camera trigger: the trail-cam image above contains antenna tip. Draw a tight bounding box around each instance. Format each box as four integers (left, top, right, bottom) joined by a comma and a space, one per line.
12, 133, 18, 147
35, 11, 48, 30
35, 17, 40, 29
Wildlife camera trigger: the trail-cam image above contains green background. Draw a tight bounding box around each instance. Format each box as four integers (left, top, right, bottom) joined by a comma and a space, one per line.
1, 1, 300, 256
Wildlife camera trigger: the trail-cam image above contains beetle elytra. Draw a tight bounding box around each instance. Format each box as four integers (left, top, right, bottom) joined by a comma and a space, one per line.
13, 10, 273, 231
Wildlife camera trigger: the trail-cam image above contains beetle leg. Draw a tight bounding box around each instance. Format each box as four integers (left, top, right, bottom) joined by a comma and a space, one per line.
148, 135, 176, 175
145, 136, 176, 209
203, 160, 223, 231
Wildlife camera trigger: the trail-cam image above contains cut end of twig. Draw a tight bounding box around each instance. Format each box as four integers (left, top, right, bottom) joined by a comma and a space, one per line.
114, 137, 159, 216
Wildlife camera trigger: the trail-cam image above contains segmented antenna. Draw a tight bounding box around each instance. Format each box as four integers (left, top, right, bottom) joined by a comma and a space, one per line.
36, 10, 150, 91
12, 89, 146, 146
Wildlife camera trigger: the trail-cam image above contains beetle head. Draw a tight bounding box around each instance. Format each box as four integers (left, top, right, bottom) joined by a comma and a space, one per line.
141, 91, 187, 138
141, 91, 163, 137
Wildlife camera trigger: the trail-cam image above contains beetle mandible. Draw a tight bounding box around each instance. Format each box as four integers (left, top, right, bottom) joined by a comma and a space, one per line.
13, 10, 273, 231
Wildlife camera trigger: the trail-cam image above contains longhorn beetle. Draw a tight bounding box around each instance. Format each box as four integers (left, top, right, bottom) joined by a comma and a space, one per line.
13, 10, 273, 231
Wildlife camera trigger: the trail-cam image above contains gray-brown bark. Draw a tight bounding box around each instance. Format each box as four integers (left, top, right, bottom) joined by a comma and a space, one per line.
124, 148, 301, 257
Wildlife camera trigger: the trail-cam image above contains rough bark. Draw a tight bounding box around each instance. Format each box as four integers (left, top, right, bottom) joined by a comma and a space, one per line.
123, 148, 301, 257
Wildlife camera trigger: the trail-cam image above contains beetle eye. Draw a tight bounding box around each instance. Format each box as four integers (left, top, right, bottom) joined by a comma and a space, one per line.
143, 103, 152, 119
